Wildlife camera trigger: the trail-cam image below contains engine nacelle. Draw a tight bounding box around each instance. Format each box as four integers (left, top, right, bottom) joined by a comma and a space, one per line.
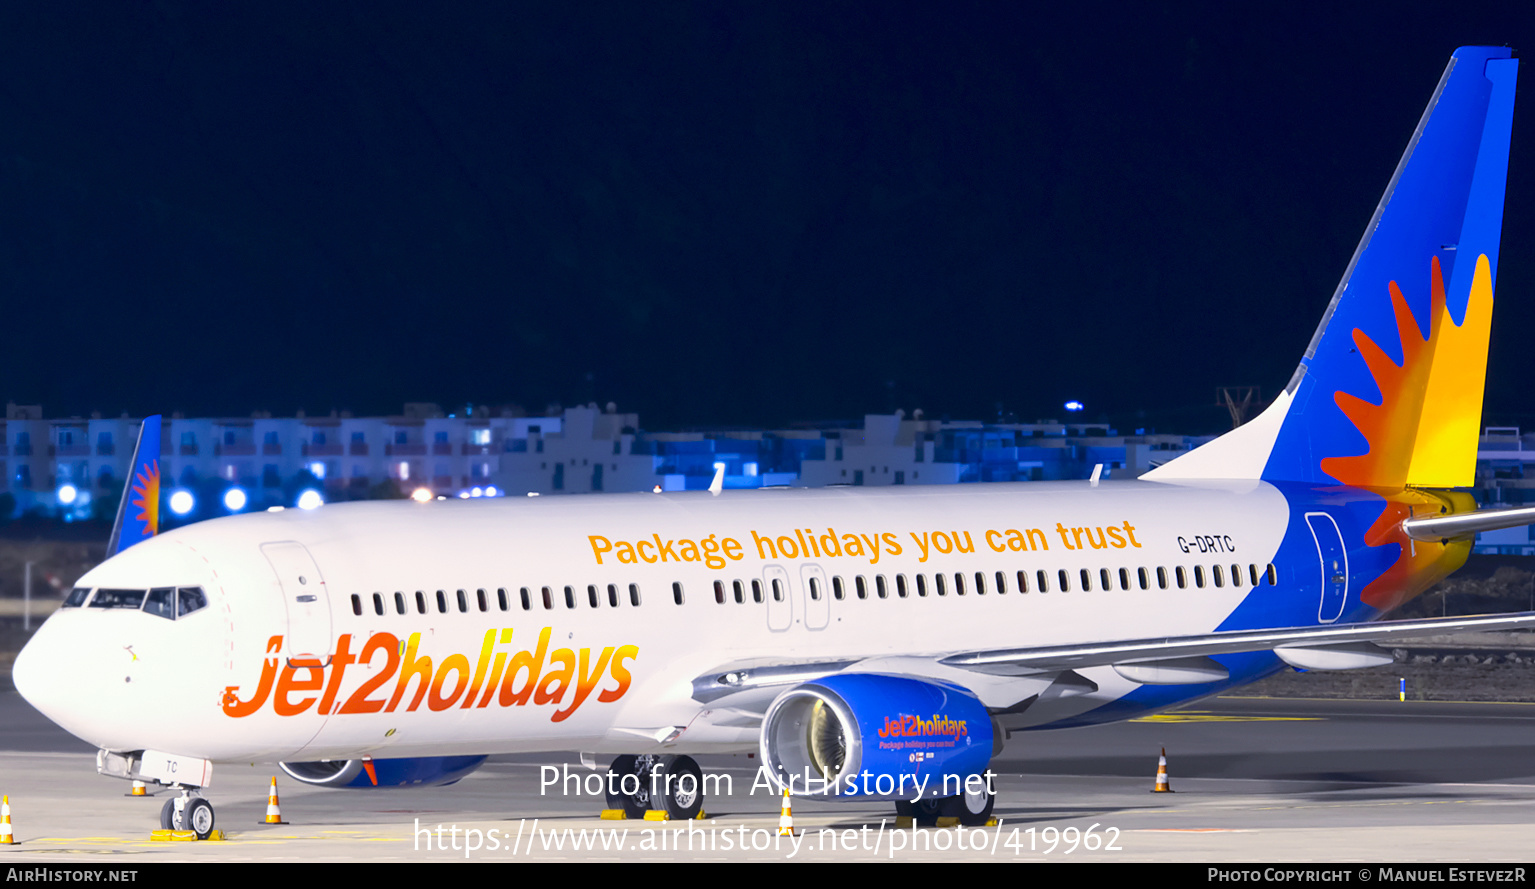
760, 673, 992, 801
279, 755, 487, 788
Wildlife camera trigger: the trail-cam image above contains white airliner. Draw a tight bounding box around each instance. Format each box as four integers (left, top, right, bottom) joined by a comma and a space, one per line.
14, 47, 1535, 838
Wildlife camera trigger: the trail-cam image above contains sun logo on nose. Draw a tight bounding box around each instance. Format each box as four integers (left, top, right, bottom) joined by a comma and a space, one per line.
130, 460, 161, 537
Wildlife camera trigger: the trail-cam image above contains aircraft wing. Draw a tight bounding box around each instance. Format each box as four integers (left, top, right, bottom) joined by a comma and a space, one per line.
939, 611, 1535, 672
691, 611, 1535, 708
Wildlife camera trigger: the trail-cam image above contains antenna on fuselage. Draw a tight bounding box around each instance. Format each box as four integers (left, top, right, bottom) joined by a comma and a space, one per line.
708, 462, 726, 496
1089, 463, 1103, 488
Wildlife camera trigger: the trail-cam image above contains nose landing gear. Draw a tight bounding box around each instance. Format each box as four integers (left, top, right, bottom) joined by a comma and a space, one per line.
160, 789, 216, 840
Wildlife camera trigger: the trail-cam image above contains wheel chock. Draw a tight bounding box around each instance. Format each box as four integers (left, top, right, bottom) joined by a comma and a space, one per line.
895, 816, 914, 829
935, 817, 961, 828
643, 810, 669, 821
599, 809, 628, 820
150, 828, 225, 842
695, 810, 707, 820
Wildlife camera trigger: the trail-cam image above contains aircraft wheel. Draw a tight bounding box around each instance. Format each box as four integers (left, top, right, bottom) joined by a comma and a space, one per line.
941, 780, 996, 826
160, 796, 216, 839
907, 797, 943, 827
651, 755, 704, 820
605, 755, 647, 819
184, 798, 216, 839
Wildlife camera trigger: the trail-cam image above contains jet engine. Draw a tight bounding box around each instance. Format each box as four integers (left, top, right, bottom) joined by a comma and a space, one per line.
279, 755, 488, 788
759, 673, 992, 801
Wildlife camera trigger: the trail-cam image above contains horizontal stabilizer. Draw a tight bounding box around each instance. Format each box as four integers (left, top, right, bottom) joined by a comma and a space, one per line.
1401, 504, 1535, 541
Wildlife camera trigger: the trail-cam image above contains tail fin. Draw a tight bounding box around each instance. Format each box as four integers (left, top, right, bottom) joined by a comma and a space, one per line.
106, 415, 162, 555
1148, 47, 1518, 487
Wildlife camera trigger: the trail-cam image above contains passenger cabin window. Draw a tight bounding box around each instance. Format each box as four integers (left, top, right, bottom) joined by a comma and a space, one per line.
876, 575, 889, 599
672, 582, 685, 605
629, 583, 642, 606
395, 592, 407, 614
416, 591, 428, 614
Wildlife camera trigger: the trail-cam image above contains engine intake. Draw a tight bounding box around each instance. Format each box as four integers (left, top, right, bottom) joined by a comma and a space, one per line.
760, 673, 991, 801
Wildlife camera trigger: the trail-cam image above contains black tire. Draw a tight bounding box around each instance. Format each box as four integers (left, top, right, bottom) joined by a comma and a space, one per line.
940, 780, 996, 826
159, 799, 176, 830
651, 755, 704, 821
911, 796, 944, 827
605, 755, 646, 819
184, 798, 216, 839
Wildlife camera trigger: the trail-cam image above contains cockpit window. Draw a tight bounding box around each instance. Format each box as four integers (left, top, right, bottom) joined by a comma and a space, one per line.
177, 587, 208, 617
143, 588, 176, 620
89, 589, 146, 609
62, 587, 92, 608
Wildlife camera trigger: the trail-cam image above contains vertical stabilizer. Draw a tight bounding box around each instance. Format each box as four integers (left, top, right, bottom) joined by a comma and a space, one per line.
106, 415, 162, 555
1148, 47, 1517, 487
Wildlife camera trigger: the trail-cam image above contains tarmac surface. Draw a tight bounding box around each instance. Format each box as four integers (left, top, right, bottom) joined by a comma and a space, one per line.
1, 691, 1533, 862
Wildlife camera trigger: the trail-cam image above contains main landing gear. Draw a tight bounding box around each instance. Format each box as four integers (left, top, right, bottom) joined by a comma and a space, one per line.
159, 789, 216, 840
895, 782, 996, 827
605, 754, 705, 820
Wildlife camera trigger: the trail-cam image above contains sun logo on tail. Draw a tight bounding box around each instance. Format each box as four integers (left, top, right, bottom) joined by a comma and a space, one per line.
130, 460, 161, 538
1321, 254, 1494, 611
1321, 254, 1494, 489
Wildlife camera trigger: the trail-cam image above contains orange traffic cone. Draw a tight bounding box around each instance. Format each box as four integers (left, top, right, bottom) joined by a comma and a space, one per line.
1, 795, 13, 844
127, 780, 148, 797
1151, 748, 1174, 793
260, 777, 289, 824
777, 786, 794, 836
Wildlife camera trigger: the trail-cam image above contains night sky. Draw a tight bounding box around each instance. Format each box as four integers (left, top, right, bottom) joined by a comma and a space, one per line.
2, 4, 1532, 433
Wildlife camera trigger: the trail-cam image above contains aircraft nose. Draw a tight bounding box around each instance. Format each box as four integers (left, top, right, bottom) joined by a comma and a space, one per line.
12, 617, 138, 749
13, 624, 66, 720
